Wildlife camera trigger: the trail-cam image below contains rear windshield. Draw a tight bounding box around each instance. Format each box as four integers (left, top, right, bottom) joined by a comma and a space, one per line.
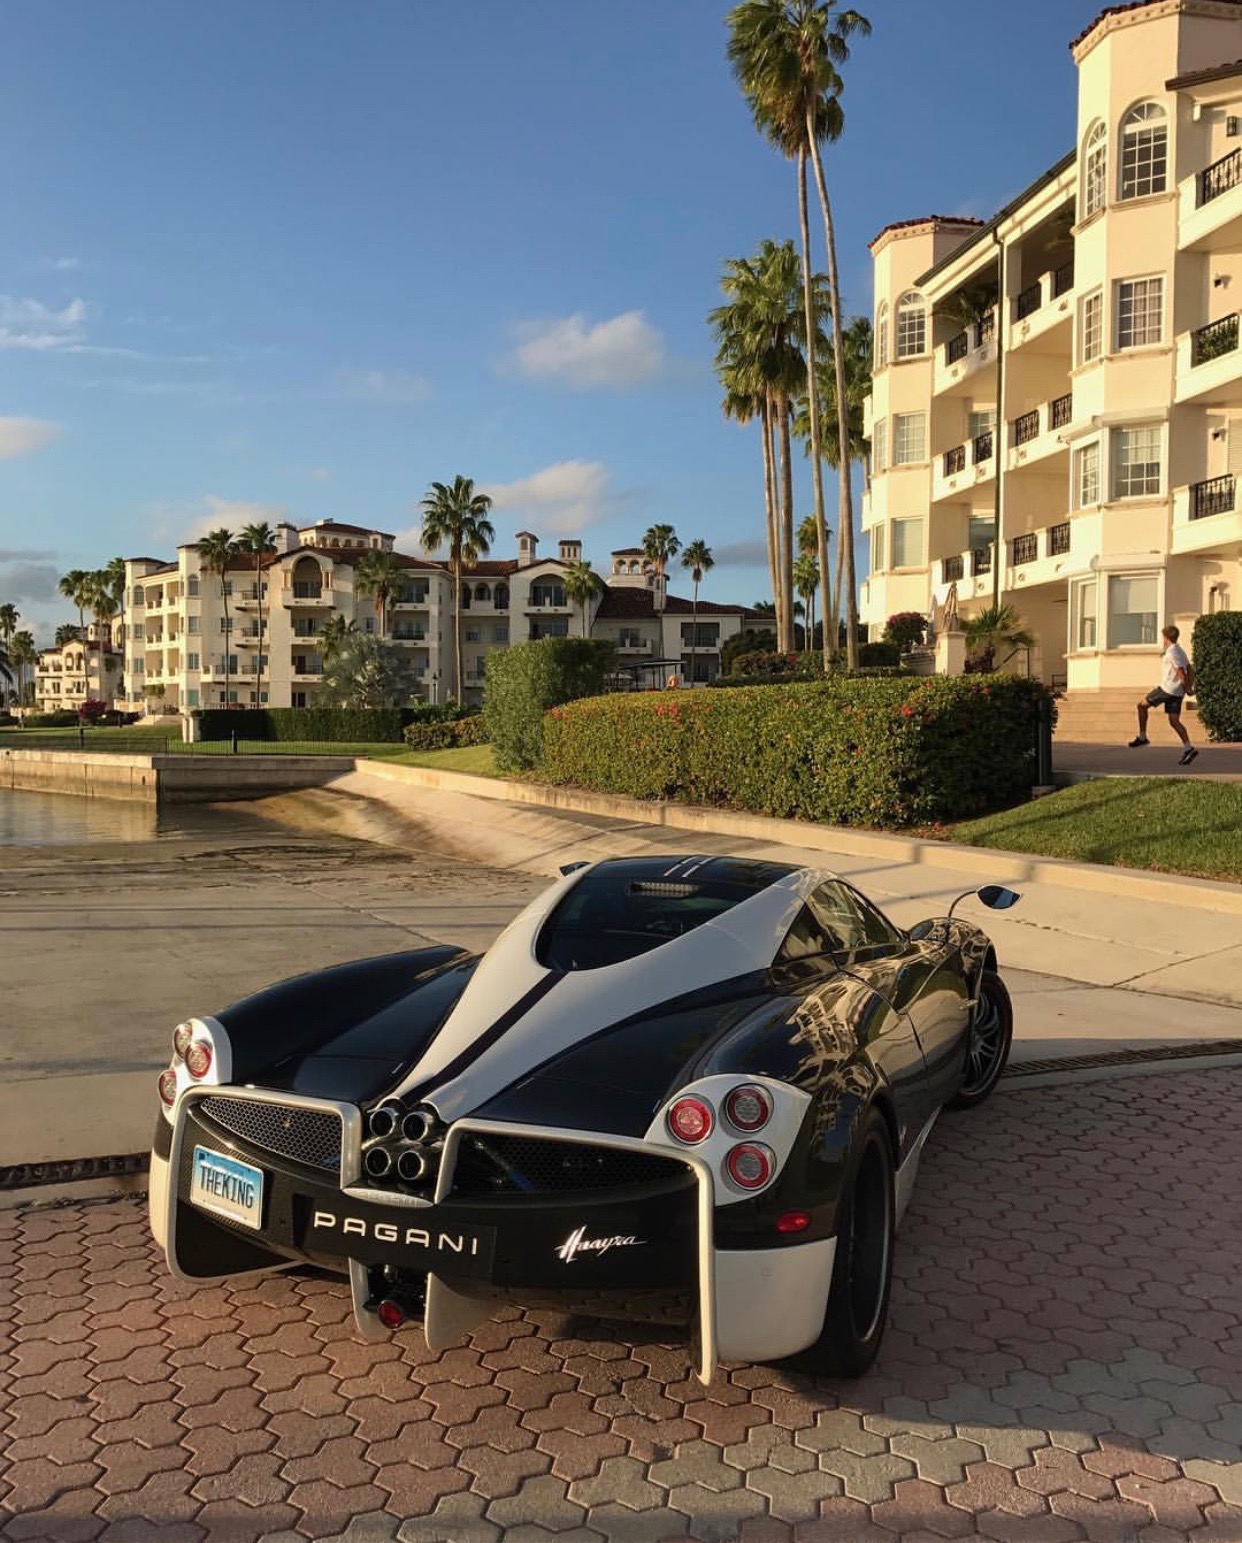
537, 872, 758, 971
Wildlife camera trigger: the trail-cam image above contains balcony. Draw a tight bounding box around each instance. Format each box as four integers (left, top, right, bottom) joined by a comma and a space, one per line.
933, 544, 993, 602
1179, 146, 1242, 252
933, 311, 997, 397
282, 585, 333, 607
1006, 392, 1072, 471
1007, 264, 1074, 353
392, 592, 430, 609
1172, 475, 1242, 555
1175, 313, 1241, 404
932, 428, 996, 504
1005, 520, 1077, 593
392, 629, 428, 643
232, 586, 262, 609
616, 638, 654, 654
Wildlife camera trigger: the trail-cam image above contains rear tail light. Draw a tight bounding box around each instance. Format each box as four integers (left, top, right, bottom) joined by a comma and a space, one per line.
184, 1041, 213, 1079
776, 1209, 811, 1234
376, 1298, 407, 1330
724, 1142, 775, 1191
667, 1096, 714, 1144
724, 1084, 772, 1133
172, 1024, 192, 1061
157, 1069, 177, 1107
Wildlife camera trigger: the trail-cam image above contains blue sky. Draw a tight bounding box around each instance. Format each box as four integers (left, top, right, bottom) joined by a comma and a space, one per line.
1, 0, 1093, 641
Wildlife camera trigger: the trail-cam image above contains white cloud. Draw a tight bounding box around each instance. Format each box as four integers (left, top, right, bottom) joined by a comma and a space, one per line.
713, 539, 770, 568
0, 417, 61, 460
478, 460, 614, 535
150, 495, 289, 545
310, 466, 332, 482
339, 368, 432, 405
0, 560, 58, 601
0, 295, 87, 350
51, 256, 83, 272
504, 311, 665, 389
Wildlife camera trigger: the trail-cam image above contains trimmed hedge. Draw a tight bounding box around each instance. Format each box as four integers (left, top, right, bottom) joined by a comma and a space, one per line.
858, 640, 901, 667
483, 638, 615, 772
402, 716, 489, 750
197, 707, 417, 743
1193, 612, 1242, 741
539, 675, 1053, 828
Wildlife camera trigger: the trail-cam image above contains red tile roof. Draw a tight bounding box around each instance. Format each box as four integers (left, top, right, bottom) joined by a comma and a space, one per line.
1167, 57, 1242, 90
1072, 0, 1242, 53
300, 520, 395, 539
868, 215, 985, 251
595, 586, 763, 621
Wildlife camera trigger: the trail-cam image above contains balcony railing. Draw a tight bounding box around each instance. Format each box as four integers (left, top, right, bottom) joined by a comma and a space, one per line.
392, 629, 427, 641
1015, 283, 1041, 321
1013, 410, 1040, 446
971, 545, 992, 577
1052, 262, 1074, 298
1050, 392, 1073, 429
943, 445, 966, 476
1191, 312, 1239, 367
972, 429, 994, 465
1049, 522, 1071, 556
941, 554, 964, 583
1190, 474, 1237, 520
977, 311, 996, 347
1009, 533, 1038, 566
292, 584, 323, 599
945, 330, 969, 365
1199, 147, 1242, 208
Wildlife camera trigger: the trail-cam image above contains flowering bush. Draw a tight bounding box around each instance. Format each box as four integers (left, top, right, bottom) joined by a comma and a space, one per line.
402, 714, 488, 750
728, 650, 825, 680
883, 612, 928, 651
77, 699, 110, 724
538, 675, 1054, 828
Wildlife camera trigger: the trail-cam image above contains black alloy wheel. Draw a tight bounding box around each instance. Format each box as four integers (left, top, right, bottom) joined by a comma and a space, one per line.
799, 1106, 895, 1379
948, 969, 1013, 1109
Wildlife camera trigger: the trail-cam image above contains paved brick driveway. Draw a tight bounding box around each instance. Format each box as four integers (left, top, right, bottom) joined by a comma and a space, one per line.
2, 1069, 1240, 1543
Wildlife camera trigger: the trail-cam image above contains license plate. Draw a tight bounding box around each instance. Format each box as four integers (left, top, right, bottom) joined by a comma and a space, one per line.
191, 1146, 264, 1231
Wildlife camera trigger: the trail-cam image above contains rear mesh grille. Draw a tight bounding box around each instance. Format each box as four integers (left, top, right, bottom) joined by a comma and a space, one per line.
197, 1095, 342, 1177
450, 1133, 685, 1196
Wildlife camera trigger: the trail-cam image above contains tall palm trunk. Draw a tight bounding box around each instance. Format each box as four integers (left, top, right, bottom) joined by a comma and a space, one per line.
221, 577, 232, 707
690, 579, 700, 684
257, 571, 266, 710
452, 548, 463, 701
760, 398, 782, 646
796, 149, 834, 669
776, 395, 795, 655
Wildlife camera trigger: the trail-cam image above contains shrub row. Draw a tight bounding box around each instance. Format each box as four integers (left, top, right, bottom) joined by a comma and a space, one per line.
195, 706, 466, 743
539, 675, 1054, 828
483, 638, 615, 772
1193, 612, 1242, 741
402, 716, 489, 750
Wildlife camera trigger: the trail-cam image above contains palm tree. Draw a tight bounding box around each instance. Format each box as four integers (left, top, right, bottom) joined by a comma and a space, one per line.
354, 549, 404, 644
793, 314, 871, 637
0, 603, 18, 690
55, 622, 81, 647
680, 540, 715, 683
58, 569, 94, 641
0, 642, 12, 707
11, 631, 36, 708
728, 0, 871, 671
963, 604, 1035, 673
793, 552, 820, 652
318, 634, 418, 710
642, 524, 680, 578
236, 523, 278, 707
194, 528, 238, 708
319, 613, 358, 661
420, 476, 495, 701
563, 560, 604, 637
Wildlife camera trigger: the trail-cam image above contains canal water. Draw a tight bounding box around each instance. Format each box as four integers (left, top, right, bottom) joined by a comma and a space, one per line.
0, 788, 275, 846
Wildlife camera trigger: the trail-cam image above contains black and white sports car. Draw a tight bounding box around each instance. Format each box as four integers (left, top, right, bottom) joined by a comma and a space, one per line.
149, 856, 1017, 1380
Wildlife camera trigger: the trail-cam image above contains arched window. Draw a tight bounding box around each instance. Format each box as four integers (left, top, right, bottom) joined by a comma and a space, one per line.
475, 582, 491, 602
894, 292, 926, 359
494, 584, 509, 610
875, 303, 890, 368
1082, 121, 1107, 218
460, 585, 472, 609
1119, 102, 1168, 200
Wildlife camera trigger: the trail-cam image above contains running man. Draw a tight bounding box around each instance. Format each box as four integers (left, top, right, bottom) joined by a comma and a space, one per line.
1128, 624, 1198, 765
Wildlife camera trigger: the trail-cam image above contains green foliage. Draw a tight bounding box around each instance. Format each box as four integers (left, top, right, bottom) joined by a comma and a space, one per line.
728, 650, 824, 680
402, 715, 489, 751
858, 640, 900, 667
882, 612, 927, 650
317, 635, 419, 709
539, 675, 1053, 828
721, 628, 777, 674
22, 711, 79, 727
483, 638, 616, 772
1192, 612, 1242, 742
197, 707, 413, 743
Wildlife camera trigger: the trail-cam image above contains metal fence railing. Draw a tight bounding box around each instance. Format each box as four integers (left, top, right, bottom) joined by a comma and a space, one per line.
0, 732, 376, 757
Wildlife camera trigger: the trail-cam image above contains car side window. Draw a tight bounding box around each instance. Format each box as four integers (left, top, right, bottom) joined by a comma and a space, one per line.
778, 904, 841, 962
808, 882, 902, 956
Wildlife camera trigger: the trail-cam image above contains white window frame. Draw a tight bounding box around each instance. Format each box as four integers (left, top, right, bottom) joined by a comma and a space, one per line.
872, 417, 887, 473
890, 518, 924, 570
1082, 122, 1107, 219
1106, 571, 1162, 649
1079, 289, 1104, 364
892, 412, 926, 466
870, 523, 885, 573
1118, 101, 1168, 201
875, 303, 890, 369
1074, 441, 1102, 509
894, 292, 926, 360
1110, 423, 1164, 501
1115, 275, 1164, 351
1069, 577, 1098, 653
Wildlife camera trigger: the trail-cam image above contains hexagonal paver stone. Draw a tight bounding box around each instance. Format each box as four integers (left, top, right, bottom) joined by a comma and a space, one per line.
649, 1441, 744, 1496
397, 1491, 500, 1543
665, 1482, 768, 1543
570, 1456, 664, 1515
485, 1475, 589, 1534
889, 1434, 988, 1486
745, 1461, 841, 1523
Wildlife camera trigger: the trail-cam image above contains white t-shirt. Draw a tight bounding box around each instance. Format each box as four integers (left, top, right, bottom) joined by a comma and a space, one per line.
1161, 643, 1189, 696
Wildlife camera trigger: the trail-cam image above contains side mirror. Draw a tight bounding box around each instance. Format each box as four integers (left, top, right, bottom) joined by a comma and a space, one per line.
947, 884, 1021, 918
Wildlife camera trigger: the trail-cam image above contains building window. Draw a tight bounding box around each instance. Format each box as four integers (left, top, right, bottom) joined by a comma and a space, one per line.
188, 616, 200, 635
1075, 442, 1101, 508
891, 518, 924, 569
1079, 290, 1103, 363
872, 418, 887, 473
531, 581, 566, 608
493, 624, 508, 642
1119, 102, 1167, 200
133, 624, 144, 640
1112, 425, 1162, 499
475, 583, 490, 602
186, 689, 199, 708
465, 627, 480, 642
1083, 122, 1107, 218
187, 652, 199, 671
1107, 573, 1159, 646
870, 524, 885, 573
495, 584, 510, 609
1116, 277, 1163, 349
218, 617, 232, 632
1070, 579, 1098, 651
187, 575, 199, 597
892, 412, 926, 466
364, 618, 374, 634
875, 303, 889, 368
967, 408, 995, 442
894, 292, 926, 359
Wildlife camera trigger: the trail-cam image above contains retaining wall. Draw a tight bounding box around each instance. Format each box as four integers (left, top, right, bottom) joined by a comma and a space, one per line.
0, 750, 355, 803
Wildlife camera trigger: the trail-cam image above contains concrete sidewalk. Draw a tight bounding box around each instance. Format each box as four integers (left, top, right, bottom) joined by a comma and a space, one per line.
1056, 738, 1242, 781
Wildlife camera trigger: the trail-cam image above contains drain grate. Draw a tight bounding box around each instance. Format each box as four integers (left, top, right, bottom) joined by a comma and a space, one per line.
1004, 1039, 1242, 1078
0, 1153, 149, 1192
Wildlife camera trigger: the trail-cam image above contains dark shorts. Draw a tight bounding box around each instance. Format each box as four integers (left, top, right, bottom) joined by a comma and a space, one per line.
1145, 688, 1184, 715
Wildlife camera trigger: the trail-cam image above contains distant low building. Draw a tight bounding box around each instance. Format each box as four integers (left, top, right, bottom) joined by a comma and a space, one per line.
34, 624, 122, 713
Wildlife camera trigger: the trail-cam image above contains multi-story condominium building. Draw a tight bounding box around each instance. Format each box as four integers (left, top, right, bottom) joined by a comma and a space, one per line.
862, 0, 1242, 724
34, 624, 122, 713
120, 523, 758, 711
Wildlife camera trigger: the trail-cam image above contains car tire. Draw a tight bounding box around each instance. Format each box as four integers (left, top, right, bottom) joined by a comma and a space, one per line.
948, 970, 1013, 1110
798, 1107, 895, 1379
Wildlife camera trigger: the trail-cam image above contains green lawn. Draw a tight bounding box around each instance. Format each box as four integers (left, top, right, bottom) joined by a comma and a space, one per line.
951, 778, 1242, 882
383, 744, 498, 775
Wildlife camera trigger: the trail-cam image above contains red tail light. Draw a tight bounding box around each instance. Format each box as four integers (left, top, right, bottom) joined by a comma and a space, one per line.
725, 1142, 775, 1191
172, 1024, 192, 1061
184, 1041, 213, 1079
377, 1299, 407, 1330
776, 1210, 811, 1234
724, 1084, 772, 1133
158, 1069, 178, 1107
667, 1096, 714, 1144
